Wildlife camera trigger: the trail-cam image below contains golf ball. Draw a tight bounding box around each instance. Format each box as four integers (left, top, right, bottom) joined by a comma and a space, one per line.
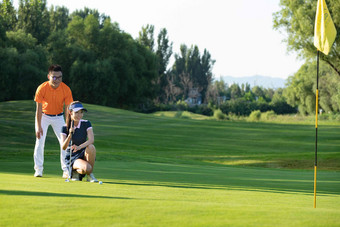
99, 181, 103, 184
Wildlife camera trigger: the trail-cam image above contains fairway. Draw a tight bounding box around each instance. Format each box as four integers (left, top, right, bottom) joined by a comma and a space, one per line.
1, 101, 340, 226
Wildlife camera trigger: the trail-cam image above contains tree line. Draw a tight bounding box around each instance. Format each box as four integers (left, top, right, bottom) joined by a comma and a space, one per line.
0, 0, 215, 111
274, 0, 340, 115
1, 0, 339, 116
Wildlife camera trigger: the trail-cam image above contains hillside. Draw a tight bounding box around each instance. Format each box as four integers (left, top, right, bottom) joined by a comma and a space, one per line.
1, 100, 339, 170
1, 100, 340, 226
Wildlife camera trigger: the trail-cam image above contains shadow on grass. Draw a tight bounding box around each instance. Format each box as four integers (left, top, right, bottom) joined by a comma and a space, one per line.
101, 181, 314, 196
0, 189, 132, 200
101, 175, 339, 197
1, 160, 339, 196
98, 161, 340, 196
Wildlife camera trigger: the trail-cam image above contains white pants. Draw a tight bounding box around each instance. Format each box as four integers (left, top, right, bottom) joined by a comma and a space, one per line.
33, 114, 67, 173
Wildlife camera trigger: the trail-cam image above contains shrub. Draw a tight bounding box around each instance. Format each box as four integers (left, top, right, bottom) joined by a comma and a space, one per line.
175, 111, 183, 118
248, 110, 261, 121
176, 100, 188, 110
214, 109, 226, 120
197, 105, 214, 116
271, 101, 297, 114
261, 110, 276, 120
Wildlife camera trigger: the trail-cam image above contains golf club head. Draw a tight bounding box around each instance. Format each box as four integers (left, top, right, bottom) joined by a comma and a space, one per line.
65, 178, 70, 182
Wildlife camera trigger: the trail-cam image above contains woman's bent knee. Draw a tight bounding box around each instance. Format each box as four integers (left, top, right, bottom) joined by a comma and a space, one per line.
84, 163, 92, 174
86, 144, 96, 154
76, 163, 92, 174
86, 144, 96, 152
77, 168, 86, 174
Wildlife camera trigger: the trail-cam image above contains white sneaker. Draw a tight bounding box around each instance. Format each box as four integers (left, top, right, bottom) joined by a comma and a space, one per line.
62, 172, 69, 179
87, 173, 98, 183
71, 171, 80, 181
34, 170, 43, 177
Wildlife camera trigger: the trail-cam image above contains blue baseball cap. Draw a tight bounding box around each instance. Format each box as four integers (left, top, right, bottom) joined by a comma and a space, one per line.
69, 102, 87, 112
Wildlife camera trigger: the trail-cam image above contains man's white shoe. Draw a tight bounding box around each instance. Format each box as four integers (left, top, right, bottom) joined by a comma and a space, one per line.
34, 170, 43, 177
62, 172, 69, 179
87, 173, 98, 183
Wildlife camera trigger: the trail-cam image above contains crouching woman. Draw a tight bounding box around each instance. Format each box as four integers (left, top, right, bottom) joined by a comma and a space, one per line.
61, 101, 98, 182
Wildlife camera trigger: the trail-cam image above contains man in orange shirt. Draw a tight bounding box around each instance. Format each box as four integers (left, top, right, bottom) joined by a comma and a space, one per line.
34, 65, 73, 178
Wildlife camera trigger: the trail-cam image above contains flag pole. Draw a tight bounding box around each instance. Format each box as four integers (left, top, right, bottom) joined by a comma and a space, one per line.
313, 0, 337, 209
314, 50, 320, 208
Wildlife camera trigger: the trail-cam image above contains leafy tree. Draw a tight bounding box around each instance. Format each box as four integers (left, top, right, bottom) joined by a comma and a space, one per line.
206, 79, 231, 106
271, 88, 285, 104
0, 16, 7, 45
71, 7, 109, 28
69, 58, 119, 106
252, 86, 265, 100
17, 0, 50, 44
0, 47, 18, 100
49, 5, 69, 32
6, 29, 36, 52
67, 15, 86, 48
205, 78, 296, 115
156, 28, 173, 76
155, 28, 173, 103
0, 0, 17, 31
171, 44, 214, 102
83, 14, 100, 50
138, 24, 155, 52
200, 49, 215, 100
0, 29, 47, 101
137, 25, 174, 104
66, 13, 158, 108
163, 73, 181, 103
205, 82, 219, 104
245, 83, 251, 93
46, 29, 72, 80
229, 84, 242, 99
215, 79, 228, 97
284, 59, 340, 114
270, 88, 297, 114
273, 0, 340, 76
284, 61, 317, 114
97, 18, 122, 59
264, 88, 275, 102
244, 91, 255, 102
318, 65, 340, 113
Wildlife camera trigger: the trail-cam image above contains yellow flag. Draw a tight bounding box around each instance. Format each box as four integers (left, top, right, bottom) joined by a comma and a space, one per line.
314, 0, 337, 55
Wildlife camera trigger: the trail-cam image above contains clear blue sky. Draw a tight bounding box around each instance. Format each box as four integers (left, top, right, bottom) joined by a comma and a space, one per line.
14, 0, 304, 79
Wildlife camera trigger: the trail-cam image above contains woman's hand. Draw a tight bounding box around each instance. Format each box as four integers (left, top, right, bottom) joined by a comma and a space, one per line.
71, 145, 81, 152
69, 126, 75, 134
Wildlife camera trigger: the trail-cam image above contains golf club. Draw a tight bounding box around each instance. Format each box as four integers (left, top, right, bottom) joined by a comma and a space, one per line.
65, 120, 74, 182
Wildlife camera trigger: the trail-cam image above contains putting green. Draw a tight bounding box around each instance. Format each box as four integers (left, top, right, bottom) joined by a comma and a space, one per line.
1, 161, 340, 226
0, 101, 339, 226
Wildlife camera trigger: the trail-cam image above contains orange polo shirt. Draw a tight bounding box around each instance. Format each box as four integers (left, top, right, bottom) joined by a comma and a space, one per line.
34, 81, 73, 115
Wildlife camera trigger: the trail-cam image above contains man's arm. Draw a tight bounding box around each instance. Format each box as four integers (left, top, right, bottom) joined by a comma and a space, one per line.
35, 102, 43, 139
65, 104, 70, 114
64, 104, 70, 123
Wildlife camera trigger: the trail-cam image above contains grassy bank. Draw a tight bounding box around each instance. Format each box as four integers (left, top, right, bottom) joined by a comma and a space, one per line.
0, 100, 339, 226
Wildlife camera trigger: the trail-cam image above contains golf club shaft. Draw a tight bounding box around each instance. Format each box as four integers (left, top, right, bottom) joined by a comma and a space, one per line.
68, 120, 74, 179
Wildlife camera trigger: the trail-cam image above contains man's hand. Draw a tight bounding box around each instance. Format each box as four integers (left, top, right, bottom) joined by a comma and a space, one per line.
35, 102, 43, 139
36, 127, 43, 139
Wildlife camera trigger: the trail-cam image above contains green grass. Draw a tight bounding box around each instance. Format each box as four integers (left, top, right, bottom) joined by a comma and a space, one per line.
152, 111, 212, 120
0, 100, 340, 226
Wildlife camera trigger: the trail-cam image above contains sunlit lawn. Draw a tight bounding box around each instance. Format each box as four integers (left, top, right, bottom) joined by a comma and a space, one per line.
0, 101, 339, 226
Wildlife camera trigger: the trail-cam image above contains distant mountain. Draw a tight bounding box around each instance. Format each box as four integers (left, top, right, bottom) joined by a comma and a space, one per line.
219, 75, 287, 89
